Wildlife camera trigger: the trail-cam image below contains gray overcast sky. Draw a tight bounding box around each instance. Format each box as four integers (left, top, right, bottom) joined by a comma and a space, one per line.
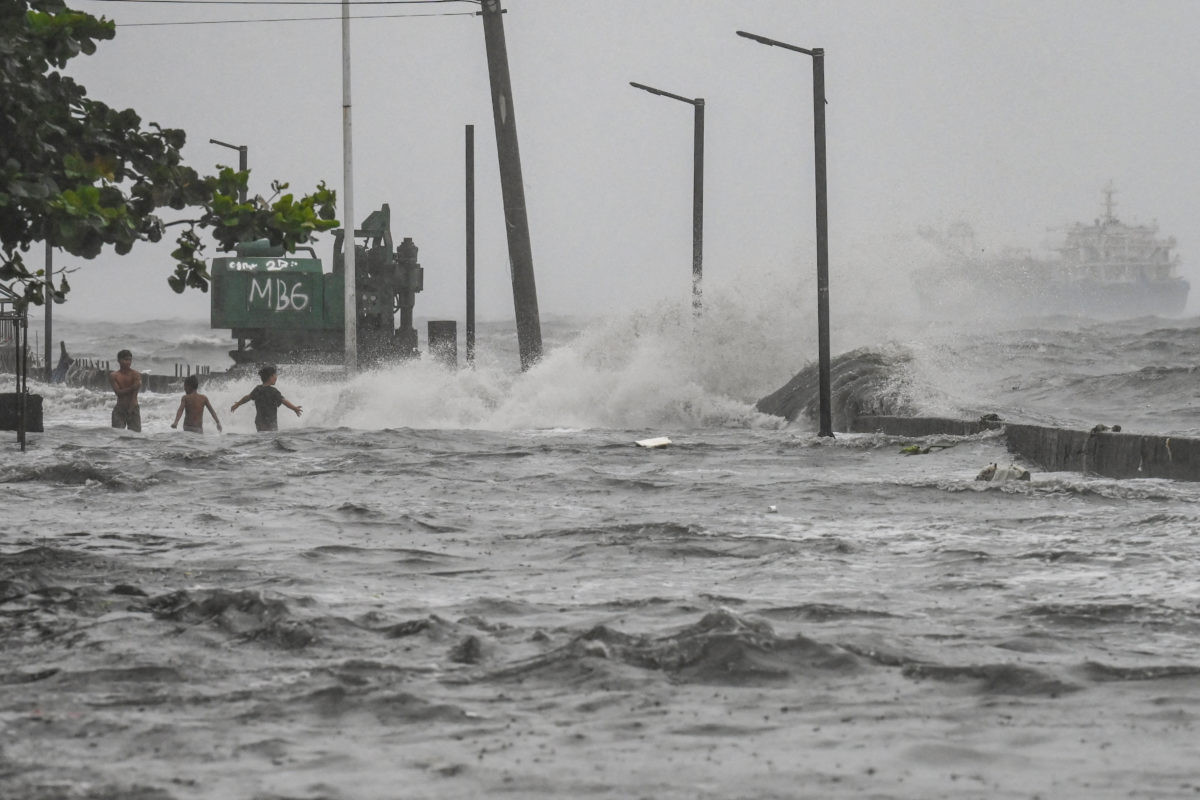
50, 0, 1200, 322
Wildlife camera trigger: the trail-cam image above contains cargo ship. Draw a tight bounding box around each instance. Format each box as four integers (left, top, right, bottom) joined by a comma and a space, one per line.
913, 184, 1189, 318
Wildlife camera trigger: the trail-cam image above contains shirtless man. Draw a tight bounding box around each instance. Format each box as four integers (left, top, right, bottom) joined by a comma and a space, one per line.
109, 349, 142, 432
171, 374, 222, 434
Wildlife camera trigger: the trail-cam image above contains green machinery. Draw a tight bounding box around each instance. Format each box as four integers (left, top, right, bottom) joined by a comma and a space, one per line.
210, 204, 423, 365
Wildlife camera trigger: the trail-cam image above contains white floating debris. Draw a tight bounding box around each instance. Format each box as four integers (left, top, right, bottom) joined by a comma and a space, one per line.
992, 464, 1031, 482
767, 505, 778, 513
635, 436, 672, 449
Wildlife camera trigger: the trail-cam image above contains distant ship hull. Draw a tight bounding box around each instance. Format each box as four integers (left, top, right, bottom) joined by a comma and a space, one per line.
914, 272, 1190, 319
913, 184, 1189, 319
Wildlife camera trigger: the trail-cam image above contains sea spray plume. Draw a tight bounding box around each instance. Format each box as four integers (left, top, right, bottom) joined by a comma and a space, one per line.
288, 292, 817, 430
495, 295, 833, 429
497, 311, 768, 429
295, 357, 514, 431
33, 266, 933, 431
308, 278, 919, 432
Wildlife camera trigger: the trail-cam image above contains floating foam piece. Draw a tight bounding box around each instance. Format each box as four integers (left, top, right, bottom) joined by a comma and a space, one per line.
635, 436, 672, 448
976, 462, 1031, 482
991, 463, 1031, 481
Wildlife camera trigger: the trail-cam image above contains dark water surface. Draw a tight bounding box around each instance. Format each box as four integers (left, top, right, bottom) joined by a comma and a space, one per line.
4, 313, 1200, 798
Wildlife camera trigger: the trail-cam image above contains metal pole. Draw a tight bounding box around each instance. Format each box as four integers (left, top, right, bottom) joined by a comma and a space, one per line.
480, 0, 543, 371
44, 240, 52, 382
736, 31, 834, 437
238, 145, 248, 205
341, 0, 357, 371
692, 99, 705, 312
629, 82, 704, 312
209, 139, 248, 205
811, 50, 832, 438
19, 314, 27, 450
10, 313, 18, 448
466, 124, 476, 367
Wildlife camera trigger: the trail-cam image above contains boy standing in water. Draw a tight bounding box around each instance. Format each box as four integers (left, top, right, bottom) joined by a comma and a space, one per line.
109, 349, 142, 432
171, 375, 223, 434
230, 365, 302, 432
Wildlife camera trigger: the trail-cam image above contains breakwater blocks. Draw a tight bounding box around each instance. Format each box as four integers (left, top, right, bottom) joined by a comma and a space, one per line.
850, 415, 1200, 482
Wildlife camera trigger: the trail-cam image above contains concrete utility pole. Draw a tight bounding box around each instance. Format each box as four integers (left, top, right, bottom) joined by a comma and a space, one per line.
629, 82, 705, 311
341, 0, 357, 370
480, 0, 542, 371
738, 31, 833, 438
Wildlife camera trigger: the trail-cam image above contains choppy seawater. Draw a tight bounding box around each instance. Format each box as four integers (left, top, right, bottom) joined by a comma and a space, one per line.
4, 307, 1200, 799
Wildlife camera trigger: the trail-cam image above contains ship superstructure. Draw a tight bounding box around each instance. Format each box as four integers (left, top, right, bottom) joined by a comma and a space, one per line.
913, 184, 1188, 318
1056, 184, 1180, 286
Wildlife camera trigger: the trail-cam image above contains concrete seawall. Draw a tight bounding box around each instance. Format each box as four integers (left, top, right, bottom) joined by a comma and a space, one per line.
849, 415, 1200, 482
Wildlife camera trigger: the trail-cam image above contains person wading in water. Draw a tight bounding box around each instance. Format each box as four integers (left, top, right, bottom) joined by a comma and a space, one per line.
171, 374, 223, 434
109, 349, 142, 432
230, 365, 302, 432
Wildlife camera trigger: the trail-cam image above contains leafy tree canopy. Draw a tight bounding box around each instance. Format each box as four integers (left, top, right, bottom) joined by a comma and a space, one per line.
0, 0, 339, 309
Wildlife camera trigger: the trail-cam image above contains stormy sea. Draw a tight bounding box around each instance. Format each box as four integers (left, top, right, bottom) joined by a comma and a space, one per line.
3, 298, 1200, 799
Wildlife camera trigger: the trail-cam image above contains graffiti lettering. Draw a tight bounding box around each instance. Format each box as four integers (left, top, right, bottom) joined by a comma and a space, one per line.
249, 278, 272, 306
248, 277, 310, 313
228, 259, 300, 272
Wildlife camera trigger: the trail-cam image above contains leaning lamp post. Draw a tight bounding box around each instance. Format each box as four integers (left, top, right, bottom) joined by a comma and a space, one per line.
629, 81, 705, 312
736, 30, 833, 438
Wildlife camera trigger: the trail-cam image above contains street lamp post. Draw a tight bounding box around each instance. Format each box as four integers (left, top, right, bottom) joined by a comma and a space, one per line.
736, 30, 833, 438
465, 124, 476, 367
629, 81, 704, 312
209, 138, 248, 205
340, 0, 357, 372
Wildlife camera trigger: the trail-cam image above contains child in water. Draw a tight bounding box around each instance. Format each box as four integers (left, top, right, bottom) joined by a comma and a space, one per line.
230, 365, 302, 432
171, 374, 223, 434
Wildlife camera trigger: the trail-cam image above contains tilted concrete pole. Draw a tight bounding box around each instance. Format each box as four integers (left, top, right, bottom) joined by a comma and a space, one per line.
480, 0, 543, 371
